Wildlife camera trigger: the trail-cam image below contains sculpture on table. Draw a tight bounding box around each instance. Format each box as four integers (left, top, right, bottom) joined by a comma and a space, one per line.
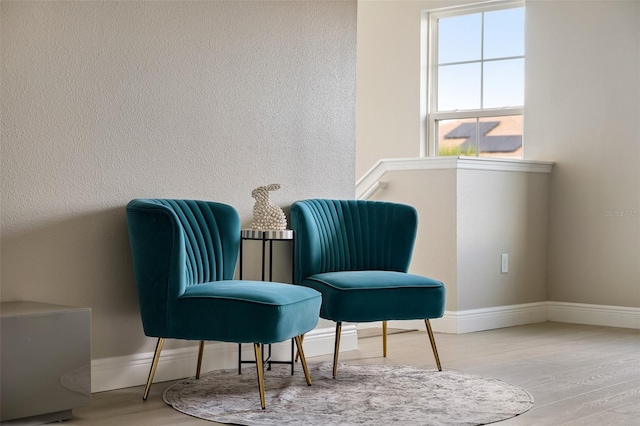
250, 184, 287, 230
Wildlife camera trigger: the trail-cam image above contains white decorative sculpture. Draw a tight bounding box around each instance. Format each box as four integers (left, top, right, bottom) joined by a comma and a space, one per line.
250, 184, 287, 230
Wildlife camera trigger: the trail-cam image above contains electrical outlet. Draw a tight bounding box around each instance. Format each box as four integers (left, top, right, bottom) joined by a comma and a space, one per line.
501, 254, 509, 274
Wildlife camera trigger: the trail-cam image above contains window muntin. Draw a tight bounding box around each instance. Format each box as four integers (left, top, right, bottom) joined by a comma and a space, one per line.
428, 2, 524, 158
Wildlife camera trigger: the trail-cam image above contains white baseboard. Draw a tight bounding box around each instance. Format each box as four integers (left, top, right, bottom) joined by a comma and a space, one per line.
450, 302, 550, 334
357, 302, 640, 335
356, 302, 548, 335
548, 302, 640, 329
91, 324, 357, 393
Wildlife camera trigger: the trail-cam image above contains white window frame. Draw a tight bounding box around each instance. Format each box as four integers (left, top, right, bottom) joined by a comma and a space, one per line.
425, 0, 525, 158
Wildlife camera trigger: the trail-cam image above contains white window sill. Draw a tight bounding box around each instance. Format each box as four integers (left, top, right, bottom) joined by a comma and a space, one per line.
356, 157, 554, 199
378, 156, 553, 173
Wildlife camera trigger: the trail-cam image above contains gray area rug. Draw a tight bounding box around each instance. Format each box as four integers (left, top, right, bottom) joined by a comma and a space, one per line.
163, 362, 533, 425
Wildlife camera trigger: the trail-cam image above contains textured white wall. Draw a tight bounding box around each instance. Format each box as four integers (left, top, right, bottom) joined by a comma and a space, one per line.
1, 1, 356, 358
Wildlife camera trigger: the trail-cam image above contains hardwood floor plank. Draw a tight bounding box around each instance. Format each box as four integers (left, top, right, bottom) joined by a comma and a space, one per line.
515, 382, 640, 425
563, 411, 639, 426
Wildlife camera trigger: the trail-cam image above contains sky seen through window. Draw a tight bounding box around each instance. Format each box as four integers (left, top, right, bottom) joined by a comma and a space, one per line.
437, 7, 525, 111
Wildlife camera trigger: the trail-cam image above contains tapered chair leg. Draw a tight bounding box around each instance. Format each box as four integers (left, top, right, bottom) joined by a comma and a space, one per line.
425, 319, 442, 371
294, 333, 305, 362
295, 335, 312, 385
196, 340, 205, 379
382, 321, 388, 357
332, 322, 342, 378
254, 343, 266, 410
143, 338, 164, 400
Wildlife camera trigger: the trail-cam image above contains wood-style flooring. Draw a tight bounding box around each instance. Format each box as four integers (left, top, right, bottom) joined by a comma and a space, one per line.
65, 322, 640, 425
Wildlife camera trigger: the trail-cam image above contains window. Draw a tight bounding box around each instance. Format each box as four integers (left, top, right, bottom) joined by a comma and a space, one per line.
427, 2, 525, 158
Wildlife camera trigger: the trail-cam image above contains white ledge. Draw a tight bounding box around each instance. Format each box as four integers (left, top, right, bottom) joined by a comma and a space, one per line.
356, 157, 554, 199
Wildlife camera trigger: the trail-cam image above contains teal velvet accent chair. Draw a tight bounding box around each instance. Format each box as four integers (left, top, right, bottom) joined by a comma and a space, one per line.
291, 199, 446, 377
126, 199, 322, 409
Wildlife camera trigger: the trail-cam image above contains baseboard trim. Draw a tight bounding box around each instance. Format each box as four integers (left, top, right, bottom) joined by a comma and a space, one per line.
548, 302, 640, 329
452, 302, 550, 334
356, 302, 548, 335
91, 325, 357, 393
358, 302, 639, 335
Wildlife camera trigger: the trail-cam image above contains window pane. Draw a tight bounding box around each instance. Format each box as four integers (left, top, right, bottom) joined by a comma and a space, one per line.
438, 63, 481, 111
437, 116, 523, 158
483, 58, 524, 108
484, 7, 525, 59
477, 115, 523, 158
438, 13, 481, 64
437, 118, 478, 156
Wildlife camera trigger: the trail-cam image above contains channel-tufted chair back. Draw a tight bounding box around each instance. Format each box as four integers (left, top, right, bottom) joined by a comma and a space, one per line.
126, 198, 322, 407
291, 199, 418, 284
291, 198, 445, 378
126, 199, 240, 337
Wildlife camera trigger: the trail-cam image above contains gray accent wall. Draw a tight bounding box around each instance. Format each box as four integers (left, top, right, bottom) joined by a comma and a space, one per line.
1, 1, 356, 359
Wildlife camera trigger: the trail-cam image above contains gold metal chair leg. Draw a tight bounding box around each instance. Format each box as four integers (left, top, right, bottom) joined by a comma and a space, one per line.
332, 322, 342, 378
295, 335, 312, 385
382, 321, 388, 357
425, 319, 442, 371
196, 340, 205, 379
143, 338, 164, 400
253, 343, 266, 410
294, 333, 305, 362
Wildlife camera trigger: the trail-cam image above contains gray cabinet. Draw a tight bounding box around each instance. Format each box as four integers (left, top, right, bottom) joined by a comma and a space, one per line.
1, 302, 91, 424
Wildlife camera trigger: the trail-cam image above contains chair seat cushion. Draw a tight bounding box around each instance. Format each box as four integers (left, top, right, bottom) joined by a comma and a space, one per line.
172, 281, 321, 344
302, 271, 445, 322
